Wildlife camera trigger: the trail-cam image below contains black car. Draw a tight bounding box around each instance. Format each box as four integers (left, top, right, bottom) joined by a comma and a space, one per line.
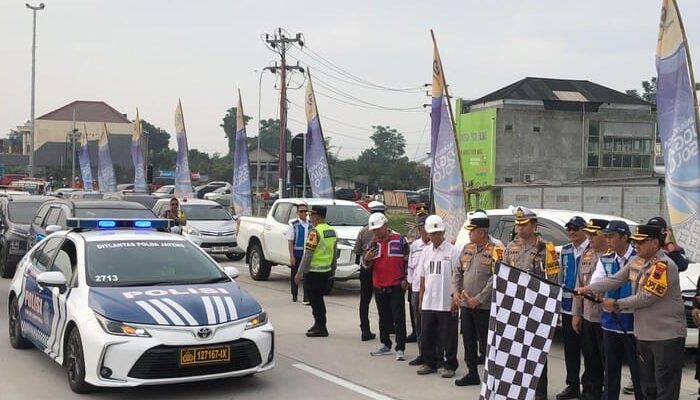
195, 182, 229, 199
0, 195, 54, 278
28, 199, 157, 248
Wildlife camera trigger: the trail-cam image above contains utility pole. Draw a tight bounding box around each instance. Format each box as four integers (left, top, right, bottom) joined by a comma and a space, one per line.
264, 28, 304, 198
26, 3, 45, 177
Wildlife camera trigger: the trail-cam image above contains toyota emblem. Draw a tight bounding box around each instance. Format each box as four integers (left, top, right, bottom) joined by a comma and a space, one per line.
196, 327, 212, 339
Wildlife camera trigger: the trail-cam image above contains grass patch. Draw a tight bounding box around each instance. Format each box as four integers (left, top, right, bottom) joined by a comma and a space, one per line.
387, 212, 415, 236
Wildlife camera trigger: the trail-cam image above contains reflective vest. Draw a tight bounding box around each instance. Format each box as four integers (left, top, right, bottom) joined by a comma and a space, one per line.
291, 219, 311, 256
560, 242, 588, 314
309, 223, 336, 273
600, 249, 636, 333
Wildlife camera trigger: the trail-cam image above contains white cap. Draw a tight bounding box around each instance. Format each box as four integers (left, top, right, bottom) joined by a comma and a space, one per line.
368, 201, 386, 212
424, 215, 446, 233
368, 212, 388, 230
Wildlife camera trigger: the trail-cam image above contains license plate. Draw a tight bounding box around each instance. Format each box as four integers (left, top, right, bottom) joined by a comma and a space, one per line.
180, 345, 231, 366
212, 246, 227, 252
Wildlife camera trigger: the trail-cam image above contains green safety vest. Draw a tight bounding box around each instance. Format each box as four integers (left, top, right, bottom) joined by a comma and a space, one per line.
309, 223, 336, 273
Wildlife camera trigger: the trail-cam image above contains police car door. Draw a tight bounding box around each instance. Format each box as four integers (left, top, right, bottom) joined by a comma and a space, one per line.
20, 236, 63, 351
44, 238, 78, 359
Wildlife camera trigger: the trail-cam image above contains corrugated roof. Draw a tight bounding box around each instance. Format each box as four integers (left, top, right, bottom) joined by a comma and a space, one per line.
38, 101, 130, 123
467, 77, 650, 107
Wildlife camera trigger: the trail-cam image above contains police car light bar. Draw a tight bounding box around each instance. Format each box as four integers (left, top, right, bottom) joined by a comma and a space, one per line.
66, 218, 172, 230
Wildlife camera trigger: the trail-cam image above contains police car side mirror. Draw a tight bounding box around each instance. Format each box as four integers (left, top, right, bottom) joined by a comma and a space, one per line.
224, 266, 240, 280
46, 225, 63, 235
37, 271, 67, 293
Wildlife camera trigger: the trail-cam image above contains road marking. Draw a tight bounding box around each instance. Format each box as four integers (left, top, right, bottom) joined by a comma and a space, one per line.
292, 363, 395, 400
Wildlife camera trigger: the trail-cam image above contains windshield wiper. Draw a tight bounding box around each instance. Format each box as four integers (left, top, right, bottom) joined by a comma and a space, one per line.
193, 277, 231, 284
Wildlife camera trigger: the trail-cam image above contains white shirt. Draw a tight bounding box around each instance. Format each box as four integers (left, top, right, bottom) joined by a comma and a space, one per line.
418, 240, 461, 312
573, 238, 590, 260
407, 238, 429, 292
590, 244, 635, 284
285, 218, 310, 241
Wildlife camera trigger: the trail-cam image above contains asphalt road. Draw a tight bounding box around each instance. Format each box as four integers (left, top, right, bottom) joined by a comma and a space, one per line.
1, 255, 699, 399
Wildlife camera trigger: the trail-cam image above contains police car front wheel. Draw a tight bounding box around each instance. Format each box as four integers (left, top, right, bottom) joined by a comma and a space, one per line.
65, 328, 93, 393
8, 297, 30, 349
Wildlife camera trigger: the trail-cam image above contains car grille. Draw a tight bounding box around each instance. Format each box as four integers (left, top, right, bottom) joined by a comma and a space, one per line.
200, 242, 237, 249
127, 339, 262, 379
200, 230, 236, 236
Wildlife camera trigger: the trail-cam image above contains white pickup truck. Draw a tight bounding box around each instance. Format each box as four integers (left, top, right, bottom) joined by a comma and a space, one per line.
236, 198, 370, 288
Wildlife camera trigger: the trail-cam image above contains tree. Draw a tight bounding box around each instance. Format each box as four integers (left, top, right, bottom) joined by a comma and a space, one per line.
626, 77, 657, 104
220, 107, 252, 155
355, 125, 410, 188
139, 119, 171, 154
252, 118, 292, 156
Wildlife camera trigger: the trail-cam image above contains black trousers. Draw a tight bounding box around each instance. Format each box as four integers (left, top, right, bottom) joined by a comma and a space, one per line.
602, 330, 643, 400
411, 291, 422, 353
637, 337, 685, 400
420, 310, 458, 371
561, 313, 583, 387
407, 286, 417, 335
306, 271, 332, 329
460, 307, 489, 372
290, 251, 308, 301
359, 269, 373, 333
374, 285, 406, 351
580, 319, 604, 399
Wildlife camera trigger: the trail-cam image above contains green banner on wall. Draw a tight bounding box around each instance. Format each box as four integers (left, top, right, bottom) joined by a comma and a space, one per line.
455, 103, 497, 209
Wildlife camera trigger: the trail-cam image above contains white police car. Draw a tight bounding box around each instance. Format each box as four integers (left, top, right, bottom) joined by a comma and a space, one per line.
7, 218, 274, 393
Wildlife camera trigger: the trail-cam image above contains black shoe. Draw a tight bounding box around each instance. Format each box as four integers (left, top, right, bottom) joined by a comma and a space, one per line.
622, 382, 634, 395
408, 356, 423, 366
477, 355, 485, 365
406, 333, 417, 343
556, 385, 580, 400
306, 328, 329, 337
361, 331, 376, 341
292, 296, 298, 302
307, 325, 317, 333
454, 373, 480, 386
534, 396, 547, 400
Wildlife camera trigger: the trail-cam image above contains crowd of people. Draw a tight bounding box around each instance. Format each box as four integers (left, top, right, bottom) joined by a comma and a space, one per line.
287, 200, 693, 400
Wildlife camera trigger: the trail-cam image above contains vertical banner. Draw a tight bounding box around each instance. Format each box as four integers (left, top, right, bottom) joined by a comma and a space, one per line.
232, 91, 253, 216
174, 99, 193, 198
656, 0, 700, 260
305, 70, 334, 198
131, 108, 148, 193
430, 30, 468, 242
97, 122, 117, 193
79, 124, 93, 191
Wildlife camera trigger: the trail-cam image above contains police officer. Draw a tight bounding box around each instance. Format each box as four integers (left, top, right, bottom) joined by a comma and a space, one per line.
557, 216, 590, 400
352, 200, 387, 341
503, 206, 559, 400
161, 198, 187, 229
647, 216, 689, 272
573, 218, 608, 400
286, 202, 311, 303
452, 210, 503, 386
580, 223, 686, 399
294, 205, 337, 337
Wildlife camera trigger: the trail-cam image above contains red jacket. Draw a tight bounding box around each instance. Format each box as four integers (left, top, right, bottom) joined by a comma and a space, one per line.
370, 231, 407, 288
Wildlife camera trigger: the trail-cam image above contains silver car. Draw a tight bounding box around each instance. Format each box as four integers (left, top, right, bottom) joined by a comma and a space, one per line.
203, 186, 231, 207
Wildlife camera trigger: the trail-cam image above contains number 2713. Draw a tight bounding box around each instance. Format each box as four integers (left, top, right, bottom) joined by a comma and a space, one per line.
94, 275, 118, 282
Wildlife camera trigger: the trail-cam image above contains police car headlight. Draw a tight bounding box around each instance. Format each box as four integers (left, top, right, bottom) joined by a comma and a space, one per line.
245, 311, 267, 330
95, 313, 151, 337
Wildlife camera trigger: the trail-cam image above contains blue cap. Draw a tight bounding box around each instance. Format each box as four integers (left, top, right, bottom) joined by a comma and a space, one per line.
601, 220, 631, 236
565, 216, 586, 229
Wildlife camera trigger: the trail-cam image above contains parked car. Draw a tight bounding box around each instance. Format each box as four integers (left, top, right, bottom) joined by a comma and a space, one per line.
8, 180, 47, 195
152, 198, 243, 260
334, 188, 360, 201
237, 198, 370, 288
151, 176, 175, 190
152, 185, 175, 199
195, 181, 230, 199
103, 192, 159, 210
0, 195, 54, 278
0, 174, 29, 186
68, 191, 105, 200
204, 186, 231, 207
28, 199, 156, 247
417, 187, 430, 204
52, 188, 80, 198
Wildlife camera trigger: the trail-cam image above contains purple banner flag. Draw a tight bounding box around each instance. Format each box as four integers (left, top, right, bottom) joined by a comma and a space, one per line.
97, 122, 117, 193
131, 108, 148, 193
174, 100, 193, 198
305, 71, 333, 199
431, 34, 467, 242
656, 0, 700, 259
232, 92, 253, 216
79, 124, 93, 191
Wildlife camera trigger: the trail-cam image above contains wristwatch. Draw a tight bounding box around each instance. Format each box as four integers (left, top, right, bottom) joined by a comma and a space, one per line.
613, 299, 620, 313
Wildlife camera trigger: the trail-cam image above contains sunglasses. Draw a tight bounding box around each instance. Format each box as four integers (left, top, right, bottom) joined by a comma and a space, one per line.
298, 210, 308, 213
566, 226, 582, 232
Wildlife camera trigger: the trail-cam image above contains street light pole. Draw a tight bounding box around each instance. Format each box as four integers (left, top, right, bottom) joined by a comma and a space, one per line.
26, 2, 45, 177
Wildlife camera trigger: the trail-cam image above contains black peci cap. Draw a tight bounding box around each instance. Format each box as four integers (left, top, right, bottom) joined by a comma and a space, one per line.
647, 216, 668, 230
583, 218, 610, 233
630, 224, 664, 242
310, 205, 327, 218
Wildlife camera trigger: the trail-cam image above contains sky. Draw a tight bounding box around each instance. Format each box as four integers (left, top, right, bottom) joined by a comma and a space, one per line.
2, 0, 700, 161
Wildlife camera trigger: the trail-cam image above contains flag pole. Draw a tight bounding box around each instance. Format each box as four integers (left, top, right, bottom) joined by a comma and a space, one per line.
496, 261, 600, 303
672, 0, 700, 136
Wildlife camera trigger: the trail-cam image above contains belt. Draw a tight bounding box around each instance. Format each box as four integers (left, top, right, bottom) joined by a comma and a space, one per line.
375, 284, 402, 294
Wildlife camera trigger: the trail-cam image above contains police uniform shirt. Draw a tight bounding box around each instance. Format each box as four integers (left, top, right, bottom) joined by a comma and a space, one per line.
353, 225, 375, 268
588, 249, 686, 341
408, 238, 429, 293
503, 237, 553, 278
418, 241, 461, 312
285, 218, 311, 241
452, 240, 502, 310
573, 248, 603, 323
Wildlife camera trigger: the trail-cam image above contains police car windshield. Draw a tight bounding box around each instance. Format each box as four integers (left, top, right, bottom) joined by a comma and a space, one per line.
75, 208, 156, 219
180, 204, 232, 221
324, 205, 369, 226
8, 202, 44, 224
85, 240, 228, 287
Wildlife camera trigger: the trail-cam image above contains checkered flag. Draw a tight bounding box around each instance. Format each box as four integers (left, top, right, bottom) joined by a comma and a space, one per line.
479, 263, 562, 400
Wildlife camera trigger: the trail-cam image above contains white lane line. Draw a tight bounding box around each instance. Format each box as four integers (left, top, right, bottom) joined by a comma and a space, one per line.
292, 363, 395, 400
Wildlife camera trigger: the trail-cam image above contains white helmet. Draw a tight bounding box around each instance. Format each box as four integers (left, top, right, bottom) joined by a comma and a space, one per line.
368, 212, 388, 230
424, 215, 446, 233
368, 200, 386, 212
